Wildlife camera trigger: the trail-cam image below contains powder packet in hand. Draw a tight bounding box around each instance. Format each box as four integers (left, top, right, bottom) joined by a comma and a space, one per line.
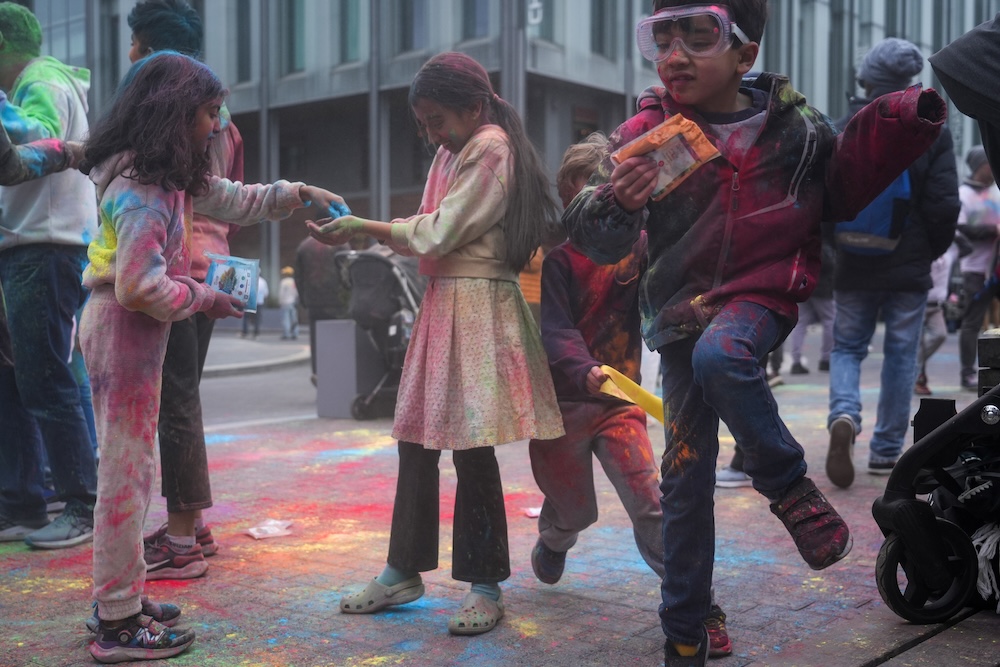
204, 252, 261, 312
611, 114, 721, 200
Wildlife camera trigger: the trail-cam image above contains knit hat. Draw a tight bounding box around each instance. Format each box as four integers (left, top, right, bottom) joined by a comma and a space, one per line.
967, 145, 990, 175
857, 37, 924, 97
281, 266, 294, 276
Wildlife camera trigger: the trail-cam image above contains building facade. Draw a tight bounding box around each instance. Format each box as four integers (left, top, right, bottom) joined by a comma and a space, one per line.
28, 0, 1000, 289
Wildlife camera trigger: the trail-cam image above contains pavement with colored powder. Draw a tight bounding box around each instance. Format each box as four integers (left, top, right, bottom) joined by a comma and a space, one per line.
2, 326, 999, 666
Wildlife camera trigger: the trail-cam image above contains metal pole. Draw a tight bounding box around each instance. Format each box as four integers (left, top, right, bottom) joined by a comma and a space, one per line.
500, 0, 526, 119
368, 0, 383, 220
258, 0, 278, 299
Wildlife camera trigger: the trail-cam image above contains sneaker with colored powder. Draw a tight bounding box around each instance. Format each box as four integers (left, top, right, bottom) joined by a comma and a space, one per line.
89, 613, 195, 663
770, 476, 852, 570
144, 523, 219, 557
704, 604, 732, 657
86, 596, 182, 634
144, 537, 208, 581
0, 513, 49, 543
24, 500, 93, 549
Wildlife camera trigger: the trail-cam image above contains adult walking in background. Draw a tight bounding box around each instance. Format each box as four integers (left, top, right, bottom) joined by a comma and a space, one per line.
0, 2, 99, 549
954, 145, 1000, 391
826, 38, 960, 488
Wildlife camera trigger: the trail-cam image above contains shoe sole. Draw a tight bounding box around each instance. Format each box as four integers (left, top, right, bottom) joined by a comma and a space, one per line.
809, 534, 853, 571
25, 531, 93, 549
89, 637, 194, 664
826, 421, 855, 489
867, 467, 894, 475
145, 560, 209, 581
715, 480, 753, 488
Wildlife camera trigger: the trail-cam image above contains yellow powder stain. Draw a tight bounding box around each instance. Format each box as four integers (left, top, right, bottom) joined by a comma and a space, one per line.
509, 618, 540, 637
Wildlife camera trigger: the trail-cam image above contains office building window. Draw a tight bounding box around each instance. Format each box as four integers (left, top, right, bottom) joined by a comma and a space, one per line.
591, 0, 615, 59
281, 0, 305, 74
339, 0, 360, 63
34, 0, 87, 68
462, 0, 488, 40
529, 0, 555, 43
236, 0, 252, 82
398, 0, 427, 53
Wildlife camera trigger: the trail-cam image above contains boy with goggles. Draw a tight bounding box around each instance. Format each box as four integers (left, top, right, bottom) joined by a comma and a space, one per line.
563, 1, 948, 665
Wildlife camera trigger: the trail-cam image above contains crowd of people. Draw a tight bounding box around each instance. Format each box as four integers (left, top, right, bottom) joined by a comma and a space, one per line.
0, 0, 998, 665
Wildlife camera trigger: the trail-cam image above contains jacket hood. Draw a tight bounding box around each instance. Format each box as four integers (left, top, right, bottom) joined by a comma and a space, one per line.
636, 72, 804, 118
14, 56, 91, 112
89, 152, 136, 200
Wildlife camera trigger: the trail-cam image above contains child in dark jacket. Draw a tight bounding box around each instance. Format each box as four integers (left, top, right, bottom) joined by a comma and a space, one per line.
562, 2, 947, 664
531, 133, 733, 656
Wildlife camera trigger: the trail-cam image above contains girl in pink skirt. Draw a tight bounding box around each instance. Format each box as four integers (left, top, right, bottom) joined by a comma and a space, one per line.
310, 52, 564, 635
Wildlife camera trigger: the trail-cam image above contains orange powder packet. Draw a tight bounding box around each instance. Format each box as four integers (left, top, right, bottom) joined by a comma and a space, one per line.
611, 114, 720, 200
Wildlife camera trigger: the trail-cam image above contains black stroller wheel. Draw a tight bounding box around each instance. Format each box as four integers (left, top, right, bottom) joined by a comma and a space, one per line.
875, 518, 979, 624
351, 396, 371, 420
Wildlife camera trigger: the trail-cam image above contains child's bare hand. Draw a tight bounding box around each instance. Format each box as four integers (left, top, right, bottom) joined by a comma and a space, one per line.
205, 291, 244, 320
611, 157, 658, 212
586, 365, 609, 395
299, 185, 346, 213
64, 140, 86, 170
306, 216, 364, 246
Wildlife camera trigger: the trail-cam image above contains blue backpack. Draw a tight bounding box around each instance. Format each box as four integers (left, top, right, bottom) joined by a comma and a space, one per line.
835, 170, 912, 255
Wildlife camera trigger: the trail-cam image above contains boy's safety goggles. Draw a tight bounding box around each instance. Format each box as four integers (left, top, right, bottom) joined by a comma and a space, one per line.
636, 4, 751, 62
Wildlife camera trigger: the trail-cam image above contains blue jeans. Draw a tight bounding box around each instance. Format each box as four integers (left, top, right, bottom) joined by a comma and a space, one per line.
658, 302, 806, 645
0, 244, 97, 521
828, 290, 926, 460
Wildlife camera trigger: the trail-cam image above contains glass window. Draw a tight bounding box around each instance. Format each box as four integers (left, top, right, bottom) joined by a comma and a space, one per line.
339, 0, 360, 63
462, 0, 488, 40
237, 0, 252, 82
590, 0, 615, 59
34, 0, 88, 68
398, 0, 427, 53
527, 0, 555, 42
281, 0, 305, 74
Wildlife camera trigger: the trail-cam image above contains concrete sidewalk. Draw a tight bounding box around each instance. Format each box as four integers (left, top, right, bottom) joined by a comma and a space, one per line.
1, 327, 998, 666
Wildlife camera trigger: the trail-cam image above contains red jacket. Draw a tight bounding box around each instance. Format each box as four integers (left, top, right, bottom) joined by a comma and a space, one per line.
564, 73, 946, 350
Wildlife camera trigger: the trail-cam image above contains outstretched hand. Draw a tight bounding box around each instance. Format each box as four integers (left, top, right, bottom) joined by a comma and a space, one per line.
64, 140, 86, 171
306, 215, 364, 246
585, 365, 609, 395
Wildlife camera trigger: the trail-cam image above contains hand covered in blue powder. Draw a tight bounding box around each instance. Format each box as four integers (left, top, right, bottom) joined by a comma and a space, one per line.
328, 201, 352, 218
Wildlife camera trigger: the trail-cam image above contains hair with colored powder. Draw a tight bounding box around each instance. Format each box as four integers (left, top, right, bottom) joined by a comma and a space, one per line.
0, 2, 41, 59
652, 0, 768, 45
84, 51, 225, 196
127, 0, 203, 59
408, 51, 559, 273
556, 132, 609, 194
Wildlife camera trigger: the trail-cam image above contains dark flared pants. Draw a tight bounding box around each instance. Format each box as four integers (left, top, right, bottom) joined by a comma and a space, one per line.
387, 441, 510, 583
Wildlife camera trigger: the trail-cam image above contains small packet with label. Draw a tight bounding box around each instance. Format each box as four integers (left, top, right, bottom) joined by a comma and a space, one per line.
246, 518, 293, 540
204, 252, 260, 312
611, 114, 721, 200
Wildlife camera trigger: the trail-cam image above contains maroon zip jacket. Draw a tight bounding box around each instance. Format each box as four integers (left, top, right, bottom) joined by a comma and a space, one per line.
564, 73, 947, 350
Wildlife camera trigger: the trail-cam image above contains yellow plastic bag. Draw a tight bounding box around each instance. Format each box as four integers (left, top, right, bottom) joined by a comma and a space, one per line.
611, 114, 720, 200
598, 364, 665, 423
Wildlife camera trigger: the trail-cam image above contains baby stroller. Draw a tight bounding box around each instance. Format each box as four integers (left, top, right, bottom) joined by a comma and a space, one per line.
872, 333, 1000, 623
332, 246, 426, 420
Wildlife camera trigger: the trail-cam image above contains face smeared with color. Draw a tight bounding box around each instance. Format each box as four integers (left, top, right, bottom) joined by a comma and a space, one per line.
411, 97, 485, 154
192, 98, 223, 155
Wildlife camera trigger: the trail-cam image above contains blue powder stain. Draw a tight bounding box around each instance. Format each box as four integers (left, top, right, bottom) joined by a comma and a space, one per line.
205, 434, 255, 446
267, 638, 278, 645
316, 447, 391, 462
394, 640, 423, 651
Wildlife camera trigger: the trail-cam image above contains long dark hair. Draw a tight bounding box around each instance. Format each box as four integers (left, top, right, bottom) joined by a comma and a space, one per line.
83, 51, 225, 195
408, 52, 558, 273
